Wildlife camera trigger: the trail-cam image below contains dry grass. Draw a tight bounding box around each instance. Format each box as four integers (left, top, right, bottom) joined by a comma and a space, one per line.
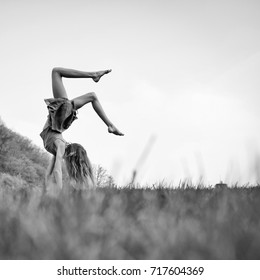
0, 181, 260, 260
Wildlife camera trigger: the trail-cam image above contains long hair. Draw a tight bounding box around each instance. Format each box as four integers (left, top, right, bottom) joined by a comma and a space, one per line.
64, 143, 94, 184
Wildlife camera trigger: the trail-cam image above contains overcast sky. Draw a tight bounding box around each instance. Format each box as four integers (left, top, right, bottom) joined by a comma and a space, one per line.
1, 0, 260, 186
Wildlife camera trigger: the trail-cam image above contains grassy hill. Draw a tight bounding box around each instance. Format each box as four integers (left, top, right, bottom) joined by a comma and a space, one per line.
0, 120, 49, 189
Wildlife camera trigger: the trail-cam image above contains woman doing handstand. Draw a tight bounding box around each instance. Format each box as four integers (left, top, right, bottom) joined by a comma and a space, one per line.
40, 67, 124, 190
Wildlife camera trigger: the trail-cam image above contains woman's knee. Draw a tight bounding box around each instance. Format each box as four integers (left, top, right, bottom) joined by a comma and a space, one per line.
89, 92, 97, 101
52, 67, 61, 78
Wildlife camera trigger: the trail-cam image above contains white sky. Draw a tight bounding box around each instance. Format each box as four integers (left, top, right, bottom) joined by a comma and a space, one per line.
1, 0, 260, 186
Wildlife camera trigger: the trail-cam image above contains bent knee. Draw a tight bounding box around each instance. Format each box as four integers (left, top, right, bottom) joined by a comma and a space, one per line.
52, 67, 62, 77
89, 92, 97, 101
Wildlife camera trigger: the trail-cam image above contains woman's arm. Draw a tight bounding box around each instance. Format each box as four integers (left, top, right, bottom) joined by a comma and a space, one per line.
52, 140, 66, 189
45, 156, 55, 182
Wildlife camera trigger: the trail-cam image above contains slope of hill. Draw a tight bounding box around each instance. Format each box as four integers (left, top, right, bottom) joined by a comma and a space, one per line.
0, 119, 49, 188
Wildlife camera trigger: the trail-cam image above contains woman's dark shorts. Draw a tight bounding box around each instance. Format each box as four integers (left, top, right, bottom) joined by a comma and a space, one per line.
44, 97, 77, 133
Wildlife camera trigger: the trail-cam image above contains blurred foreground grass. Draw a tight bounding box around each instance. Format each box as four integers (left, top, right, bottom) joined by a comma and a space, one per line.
1, 181, 260, 260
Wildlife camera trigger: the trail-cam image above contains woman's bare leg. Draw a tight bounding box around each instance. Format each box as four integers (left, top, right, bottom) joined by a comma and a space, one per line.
52, 67, 112, 99
72, 92, 124, 136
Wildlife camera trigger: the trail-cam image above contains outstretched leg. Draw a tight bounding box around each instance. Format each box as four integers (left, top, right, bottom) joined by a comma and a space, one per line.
72, 92, 124, 136
52, 67, 112, 99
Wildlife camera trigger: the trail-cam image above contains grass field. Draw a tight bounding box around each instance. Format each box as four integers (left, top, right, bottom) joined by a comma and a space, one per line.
1, 179, 260, 260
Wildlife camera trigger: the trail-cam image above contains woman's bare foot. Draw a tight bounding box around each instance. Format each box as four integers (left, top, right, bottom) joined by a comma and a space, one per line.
108, 125, 124, 136
93, 69, 112, 83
